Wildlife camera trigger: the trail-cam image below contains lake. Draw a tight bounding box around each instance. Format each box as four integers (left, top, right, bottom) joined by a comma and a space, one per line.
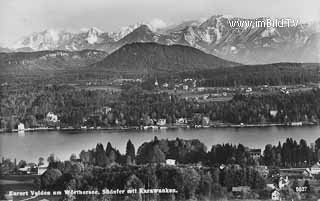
0, 126, 319, 163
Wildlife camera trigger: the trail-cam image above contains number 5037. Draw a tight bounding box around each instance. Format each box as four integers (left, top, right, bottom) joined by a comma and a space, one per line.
296, 187, 307, 192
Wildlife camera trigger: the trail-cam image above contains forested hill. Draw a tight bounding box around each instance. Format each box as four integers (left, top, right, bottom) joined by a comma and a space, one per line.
89, 42, 239, 75
0, 49, 107, 82
197, 63, 320, 87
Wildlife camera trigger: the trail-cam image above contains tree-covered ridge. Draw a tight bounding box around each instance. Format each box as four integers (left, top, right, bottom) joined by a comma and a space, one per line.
144, 63, 320, 87
1, 86, 320, 130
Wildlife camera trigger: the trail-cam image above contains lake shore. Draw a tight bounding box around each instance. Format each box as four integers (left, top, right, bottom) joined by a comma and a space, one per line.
1, 125, 319, 163
1, 121, 318, 134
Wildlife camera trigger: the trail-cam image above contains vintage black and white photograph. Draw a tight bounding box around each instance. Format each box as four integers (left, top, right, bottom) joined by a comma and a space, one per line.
0, 0, 320, 200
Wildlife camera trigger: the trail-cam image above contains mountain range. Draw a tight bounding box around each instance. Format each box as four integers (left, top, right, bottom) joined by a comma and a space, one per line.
1, 41, 319, 87
2, 15, 320, 64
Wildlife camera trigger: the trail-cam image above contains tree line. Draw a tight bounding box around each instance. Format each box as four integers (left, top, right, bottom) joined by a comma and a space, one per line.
1, 85, 320, 129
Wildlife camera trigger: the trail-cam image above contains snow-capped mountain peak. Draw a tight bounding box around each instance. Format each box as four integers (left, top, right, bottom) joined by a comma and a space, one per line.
6, 15, 320, 64
85, 27, 104, 44
42, 29, 60, 42
109, 23, 146, 41
12, 29, 72, 50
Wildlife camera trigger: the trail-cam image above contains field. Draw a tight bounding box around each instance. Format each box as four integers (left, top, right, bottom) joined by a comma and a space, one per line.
0, 175, 38, 192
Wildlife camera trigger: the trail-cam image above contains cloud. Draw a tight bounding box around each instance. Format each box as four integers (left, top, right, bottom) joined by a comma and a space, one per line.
148, 18, 168, 31
1, 0, 319, 45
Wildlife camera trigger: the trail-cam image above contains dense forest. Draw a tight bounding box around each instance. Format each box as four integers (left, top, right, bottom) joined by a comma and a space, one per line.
39, 137, 320, 201
0, 85, 119, 129
144, 63, 320, 88
1, 85, 320, 130
111, 87, 320, 125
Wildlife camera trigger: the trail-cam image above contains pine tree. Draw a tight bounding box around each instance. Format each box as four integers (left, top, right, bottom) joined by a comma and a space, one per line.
126, 140, 135, 165
95, 143, 108, 167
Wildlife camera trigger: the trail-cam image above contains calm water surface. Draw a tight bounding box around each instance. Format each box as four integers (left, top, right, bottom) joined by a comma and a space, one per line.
0, 126, 319, 163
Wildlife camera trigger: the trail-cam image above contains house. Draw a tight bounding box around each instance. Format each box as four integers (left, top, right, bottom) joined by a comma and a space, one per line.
232, 186, 251, 197
177, 118, 188, 124
18, 164, 43, 175
271, 190, 280, 200
166, 159, 176, 166
17, 123, 25, 131
162, 83, 169, 88
202, 117, 210, 126
266, 183, 276, 190
219, 164, 226, 170
183, 85, 189, 90
278, 176, 289, 189
245, 87, 252, 93
37, 165, 48, 175
249, 149, 262, 159
291, 122, 302, 126
46, 112, 58, 122
279, 168, 311, 178
18, 166, 31, 174
183, 78, 193, 82
102, 106, 112, 114
143, 117, 154, 126
156, 119, 167, 126
115, 119, 119, 125
310, 162, 320, 175
280, 87, 289, 94
202, 94, 209, 100
270, 110, 278, 117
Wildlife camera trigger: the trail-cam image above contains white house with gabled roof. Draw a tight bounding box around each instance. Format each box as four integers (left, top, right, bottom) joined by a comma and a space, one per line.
310, 162, 320, 175
17, 123, 25, 131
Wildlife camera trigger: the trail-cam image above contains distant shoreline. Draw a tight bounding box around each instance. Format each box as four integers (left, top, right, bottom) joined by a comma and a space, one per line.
1, 121, 319, 134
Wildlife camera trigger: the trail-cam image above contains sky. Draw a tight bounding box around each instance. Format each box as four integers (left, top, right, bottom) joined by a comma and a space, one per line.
0, 0, 319, 46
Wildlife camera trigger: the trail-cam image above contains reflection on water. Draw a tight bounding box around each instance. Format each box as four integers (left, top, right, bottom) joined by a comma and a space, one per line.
0, 126, 319, 163
18, 131, 25, 137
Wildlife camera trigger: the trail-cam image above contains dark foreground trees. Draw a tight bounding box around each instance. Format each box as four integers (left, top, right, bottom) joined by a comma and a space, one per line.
31, 137, 320, 201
